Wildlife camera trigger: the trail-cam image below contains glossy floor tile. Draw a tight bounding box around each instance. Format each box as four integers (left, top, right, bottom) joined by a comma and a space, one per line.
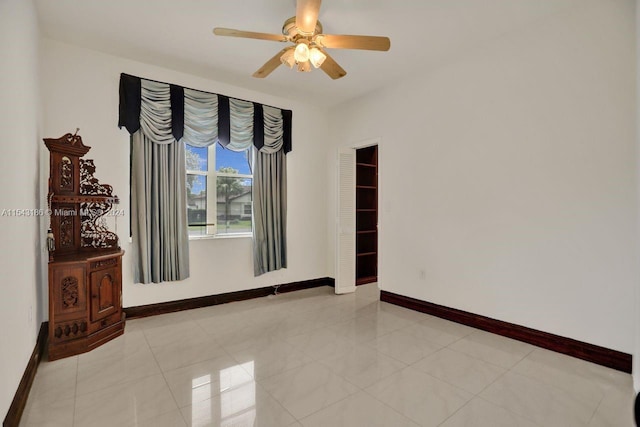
365, 328, 444, 364
480, 371, 600, 427
259, 361, 359, 419
163, 353, 252, 408
439, 397, 538, 427
76, 331, 161, 395
299, 391, 418, 427
365, 366, 473, 426
412, 348, 507, 394
448, 330, 535, 369
318, 343, 406, 388
180, 382, 296, 427
27, 356, 77, 406
20, 283, 634, 426
74, 374, 178, 427
20, 396, 75, 427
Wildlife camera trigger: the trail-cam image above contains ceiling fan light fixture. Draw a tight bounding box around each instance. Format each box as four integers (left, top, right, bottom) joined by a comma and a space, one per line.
280, 49, 295, 68
294, 42, 310, 63
297, 60, 311, 72
309, 47, 326, 68
213, 2, 389, 80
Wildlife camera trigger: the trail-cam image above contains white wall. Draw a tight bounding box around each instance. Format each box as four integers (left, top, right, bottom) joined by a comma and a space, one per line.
40, 39, 330, 309
330, 0, 637, 353
0, 0, 43, 419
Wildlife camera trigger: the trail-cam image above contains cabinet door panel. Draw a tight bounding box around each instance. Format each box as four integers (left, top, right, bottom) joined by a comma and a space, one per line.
90, 266, 120, 322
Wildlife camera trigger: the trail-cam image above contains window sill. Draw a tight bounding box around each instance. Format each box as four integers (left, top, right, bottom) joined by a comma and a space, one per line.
189, 233, 252, 241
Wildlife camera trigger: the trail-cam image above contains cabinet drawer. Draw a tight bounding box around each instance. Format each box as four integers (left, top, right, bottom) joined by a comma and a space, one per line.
88, 311, 121, 334
89, 257, 119, 271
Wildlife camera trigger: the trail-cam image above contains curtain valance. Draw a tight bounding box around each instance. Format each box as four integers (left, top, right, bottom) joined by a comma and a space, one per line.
118, 73, 292, 154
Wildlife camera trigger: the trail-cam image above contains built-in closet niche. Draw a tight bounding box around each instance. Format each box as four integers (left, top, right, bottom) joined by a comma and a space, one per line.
355, 145, 378, 285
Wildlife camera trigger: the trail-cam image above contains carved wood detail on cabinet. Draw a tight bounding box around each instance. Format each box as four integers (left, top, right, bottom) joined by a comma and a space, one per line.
59, 156, 73, 191
45, 132, 125, 361
58, 213, 75, 249
52, 265, 86, 316
61, 276, 79, 308
52, 320, 87, 342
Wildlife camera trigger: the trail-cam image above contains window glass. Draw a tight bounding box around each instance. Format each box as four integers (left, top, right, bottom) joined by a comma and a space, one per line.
217, 176, 252, 235
185, 143, 252, 237
216, 144, 250, 174
186, 174, 207, 236
186, 145, 208, 171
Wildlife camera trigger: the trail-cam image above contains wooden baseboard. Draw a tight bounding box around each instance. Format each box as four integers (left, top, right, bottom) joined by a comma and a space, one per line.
356, 276, 377, 286
277, 277, 335, 294
380, 290, 632, 373
3, 321, 48, 427
124, 277, 335, 319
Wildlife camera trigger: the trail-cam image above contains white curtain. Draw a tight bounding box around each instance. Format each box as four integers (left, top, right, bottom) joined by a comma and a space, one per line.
228, 98, 254, 151
183, 89, 218, 147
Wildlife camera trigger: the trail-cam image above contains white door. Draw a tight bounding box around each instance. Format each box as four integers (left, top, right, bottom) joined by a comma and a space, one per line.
335, 147, 356, 294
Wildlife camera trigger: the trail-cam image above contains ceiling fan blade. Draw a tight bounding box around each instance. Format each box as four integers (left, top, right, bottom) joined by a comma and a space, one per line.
213, 28, 287, 42
319, 50, 347, 80
296, 0, 322, 35
253, 48, 291, 78
316, 34, 390, 51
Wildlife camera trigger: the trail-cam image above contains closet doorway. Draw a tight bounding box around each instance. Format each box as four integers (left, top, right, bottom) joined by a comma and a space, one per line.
355, 145, 378, 285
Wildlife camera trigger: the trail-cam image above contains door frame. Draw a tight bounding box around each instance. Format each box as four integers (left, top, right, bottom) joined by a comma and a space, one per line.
334, 137, 381, 294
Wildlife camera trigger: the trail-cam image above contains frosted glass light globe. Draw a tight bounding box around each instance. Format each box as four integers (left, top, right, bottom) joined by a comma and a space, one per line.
294, 43, 310, 63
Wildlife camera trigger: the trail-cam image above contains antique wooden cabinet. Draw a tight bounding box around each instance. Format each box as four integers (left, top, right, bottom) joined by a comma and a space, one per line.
45, 132, 125, 360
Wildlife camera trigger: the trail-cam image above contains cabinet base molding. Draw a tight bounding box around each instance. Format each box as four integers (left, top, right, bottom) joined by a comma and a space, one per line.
48, 314, 124, 361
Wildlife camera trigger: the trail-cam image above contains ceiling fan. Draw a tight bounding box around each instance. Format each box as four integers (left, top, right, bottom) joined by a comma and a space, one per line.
213, 0, 391, 80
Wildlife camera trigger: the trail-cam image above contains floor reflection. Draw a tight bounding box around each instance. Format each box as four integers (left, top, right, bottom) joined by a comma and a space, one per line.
190, 361, 256, 426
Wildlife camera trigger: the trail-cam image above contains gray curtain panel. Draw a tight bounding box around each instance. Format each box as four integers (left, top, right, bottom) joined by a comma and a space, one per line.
131, 80, 190, 283
253, 105, 287, 276
253, 149, 287, 276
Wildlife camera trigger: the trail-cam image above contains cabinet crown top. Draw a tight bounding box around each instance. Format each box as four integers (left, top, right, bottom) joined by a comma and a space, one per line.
44, 132, 91, 157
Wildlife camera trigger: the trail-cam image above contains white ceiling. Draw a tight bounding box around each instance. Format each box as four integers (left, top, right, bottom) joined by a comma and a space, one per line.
36, 0, 581, 107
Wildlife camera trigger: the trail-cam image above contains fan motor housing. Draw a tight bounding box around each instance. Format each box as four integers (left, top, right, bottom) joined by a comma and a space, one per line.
282, 16, 323, 39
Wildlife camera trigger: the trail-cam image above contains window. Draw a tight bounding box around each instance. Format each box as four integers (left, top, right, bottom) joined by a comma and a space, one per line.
186, 143, 252, 237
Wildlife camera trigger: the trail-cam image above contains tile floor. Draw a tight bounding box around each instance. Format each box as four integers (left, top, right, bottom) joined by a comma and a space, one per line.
20, 284, 635, 426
